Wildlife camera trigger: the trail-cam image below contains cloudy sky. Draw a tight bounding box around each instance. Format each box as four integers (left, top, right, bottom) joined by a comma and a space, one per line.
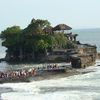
0, 0, 100, 31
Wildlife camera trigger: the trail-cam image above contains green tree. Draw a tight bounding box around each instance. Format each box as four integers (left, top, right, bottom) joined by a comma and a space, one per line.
0, 18, 76, 62
0, 26, 23, 61
53, 33, 67, 49
0, 26, 22, 47
24, 19, 50, 36
22, 19, 51, 58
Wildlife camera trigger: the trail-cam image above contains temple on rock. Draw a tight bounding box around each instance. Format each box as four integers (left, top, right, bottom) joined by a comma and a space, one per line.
0, 18, 97, 68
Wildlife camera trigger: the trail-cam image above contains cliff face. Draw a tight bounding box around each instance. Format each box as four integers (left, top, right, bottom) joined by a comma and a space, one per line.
97, 53, 100, 59
78, 54, 95, 68
71, 44, 97, 68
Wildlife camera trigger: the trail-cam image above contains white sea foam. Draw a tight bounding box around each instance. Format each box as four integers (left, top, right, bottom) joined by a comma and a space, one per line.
1, 91, 100, 100
0, 40, 6, 58
1, 60, 100, 100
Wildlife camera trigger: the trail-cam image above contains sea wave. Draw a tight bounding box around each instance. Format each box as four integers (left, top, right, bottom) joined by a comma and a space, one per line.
0, 60, 100, 100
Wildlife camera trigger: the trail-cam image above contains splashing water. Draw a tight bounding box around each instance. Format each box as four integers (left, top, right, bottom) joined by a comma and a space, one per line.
0, 60, 100, 100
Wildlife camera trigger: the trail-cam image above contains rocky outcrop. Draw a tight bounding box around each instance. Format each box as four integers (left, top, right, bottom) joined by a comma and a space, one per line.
70, 44, 97, 68
97, 52, 100, 59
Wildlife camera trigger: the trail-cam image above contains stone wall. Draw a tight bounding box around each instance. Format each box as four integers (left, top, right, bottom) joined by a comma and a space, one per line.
97, 53, 100, 59
71, 54, 95, 68
79, 54, 95, 68
46, 55, 67, 62
71, 44, 97, 68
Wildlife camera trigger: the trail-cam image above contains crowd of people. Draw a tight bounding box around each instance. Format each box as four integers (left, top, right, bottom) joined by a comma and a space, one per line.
0, 68, 36, 80
0, 64, 67, 80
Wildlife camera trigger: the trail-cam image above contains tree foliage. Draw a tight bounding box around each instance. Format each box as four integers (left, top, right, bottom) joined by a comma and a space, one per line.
24, 19, 50, 36
0, 26, 21, 39
0, 18, 75, 61
53, 33, 67, 48
0, 26, 22, 47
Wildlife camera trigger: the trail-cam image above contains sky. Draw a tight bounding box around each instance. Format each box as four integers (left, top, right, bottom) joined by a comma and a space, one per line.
0, 0, 100, 32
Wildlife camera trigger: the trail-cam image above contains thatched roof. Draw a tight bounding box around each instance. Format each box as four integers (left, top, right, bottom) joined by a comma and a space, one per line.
53, 24, 72, 31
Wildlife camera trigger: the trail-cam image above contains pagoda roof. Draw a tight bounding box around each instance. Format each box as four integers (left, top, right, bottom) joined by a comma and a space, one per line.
53, 24, 72, 31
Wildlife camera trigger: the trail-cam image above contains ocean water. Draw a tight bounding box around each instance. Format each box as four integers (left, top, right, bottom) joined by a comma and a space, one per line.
0, 61, 100, 100
73, 28, 100, 52
0, 28, 100, 100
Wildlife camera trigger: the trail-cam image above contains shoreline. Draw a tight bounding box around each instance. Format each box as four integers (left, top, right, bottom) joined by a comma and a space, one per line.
29, 68, 95, 81
0, 66, 97, 100
0, 68, 95, 84
0, 58, 98, 84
